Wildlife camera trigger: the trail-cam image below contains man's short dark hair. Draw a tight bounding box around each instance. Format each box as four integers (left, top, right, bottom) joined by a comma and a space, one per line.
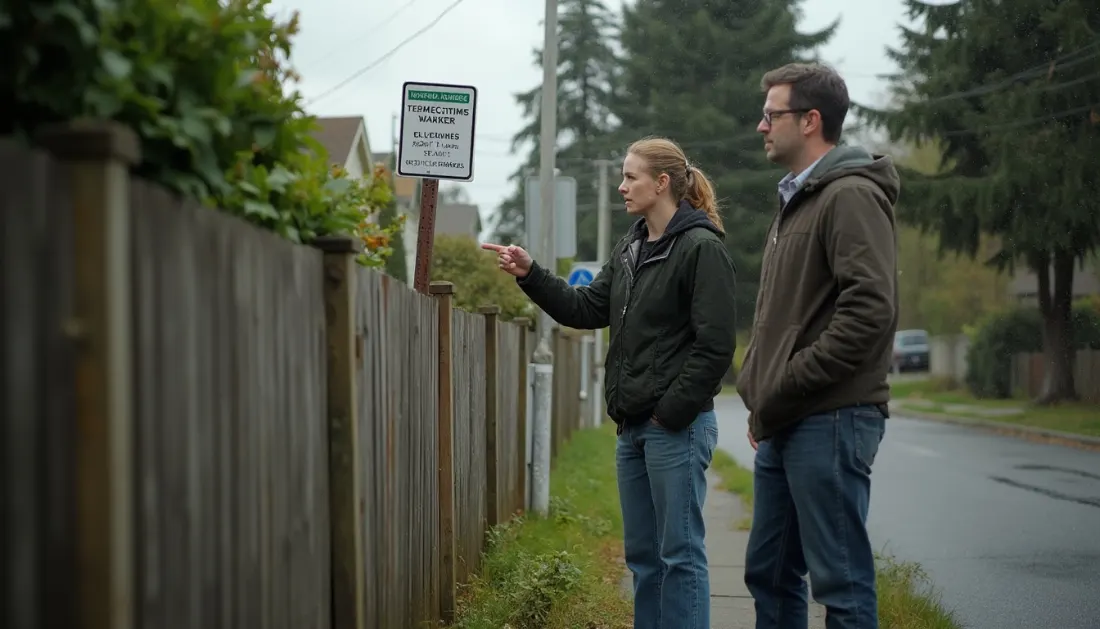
760, 63, 850, 144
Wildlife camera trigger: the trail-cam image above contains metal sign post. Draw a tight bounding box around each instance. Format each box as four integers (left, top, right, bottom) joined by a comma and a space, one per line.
397, 80, 478, 293
568, 262, 601, 426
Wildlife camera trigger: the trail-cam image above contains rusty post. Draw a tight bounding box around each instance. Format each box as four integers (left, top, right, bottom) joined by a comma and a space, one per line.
412, 179, 440, 294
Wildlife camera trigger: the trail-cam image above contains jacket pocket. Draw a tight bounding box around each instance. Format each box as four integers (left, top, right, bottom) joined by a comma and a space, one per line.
750, 325, 802, 419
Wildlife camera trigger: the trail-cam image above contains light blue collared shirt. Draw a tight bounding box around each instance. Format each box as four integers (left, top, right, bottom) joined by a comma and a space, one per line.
778, 149, 831, 206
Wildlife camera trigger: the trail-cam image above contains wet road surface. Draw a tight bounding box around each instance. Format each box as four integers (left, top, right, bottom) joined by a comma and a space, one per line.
713, 394, 1100, 629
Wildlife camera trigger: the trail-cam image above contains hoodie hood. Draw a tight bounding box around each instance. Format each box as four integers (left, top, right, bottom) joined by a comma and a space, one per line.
803, 145, 901, 206
629, 199, 724, 244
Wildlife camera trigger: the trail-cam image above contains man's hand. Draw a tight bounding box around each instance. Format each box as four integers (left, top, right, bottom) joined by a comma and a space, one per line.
747, 427, 758, 451
481, 243, 533, 279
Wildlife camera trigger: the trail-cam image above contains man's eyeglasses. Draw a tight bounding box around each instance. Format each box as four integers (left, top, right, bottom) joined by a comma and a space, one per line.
761, 109, 811, 125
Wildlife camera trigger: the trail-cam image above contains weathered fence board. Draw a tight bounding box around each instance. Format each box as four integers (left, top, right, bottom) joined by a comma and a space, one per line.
1014, 350, 1100, 403
496, 322, 524, 519
452, 309, 487, 583
0, 142, 79, 629
129, 180, 331, 629
357, 271, 440, 629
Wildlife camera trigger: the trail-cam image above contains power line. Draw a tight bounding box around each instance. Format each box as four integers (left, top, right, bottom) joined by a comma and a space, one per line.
299, 0, 424, 72
939, 102, 1100, 136
307, 0, 472, 106
904, 39, 1100, 105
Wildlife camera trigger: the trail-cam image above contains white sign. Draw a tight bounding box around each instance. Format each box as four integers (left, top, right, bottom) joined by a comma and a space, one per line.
568, 262, 602, 287
397, 81, 478, 181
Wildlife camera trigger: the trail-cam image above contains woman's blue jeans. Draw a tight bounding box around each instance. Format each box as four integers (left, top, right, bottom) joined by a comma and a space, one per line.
617, 410, 718, 629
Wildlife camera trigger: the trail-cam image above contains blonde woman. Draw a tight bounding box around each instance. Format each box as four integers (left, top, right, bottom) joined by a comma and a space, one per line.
483, 137, 737, 629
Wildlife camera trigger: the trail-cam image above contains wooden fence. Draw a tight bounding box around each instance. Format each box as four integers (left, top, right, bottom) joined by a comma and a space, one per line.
1, 121, 584, 629
1012, 350, 1100, 403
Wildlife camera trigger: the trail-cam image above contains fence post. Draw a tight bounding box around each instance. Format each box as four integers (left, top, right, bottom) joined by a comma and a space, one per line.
513, 317, 531, 514
430, 281, 457, 624
480, 305, 501, 529
36, 120, 140, 629
312, 235, 366, 629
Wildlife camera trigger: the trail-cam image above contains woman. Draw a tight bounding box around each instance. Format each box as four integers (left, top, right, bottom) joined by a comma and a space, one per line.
482, 137, 737, 628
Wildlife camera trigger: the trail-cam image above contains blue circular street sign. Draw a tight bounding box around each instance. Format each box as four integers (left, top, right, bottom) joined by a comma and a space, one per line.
567, 268, 594, 286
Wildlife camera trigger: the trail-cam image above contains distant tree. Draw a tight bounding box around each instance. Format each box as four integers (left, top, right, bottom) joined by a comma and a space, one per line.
612, 0, 835, 330
893, 141, 1010, 333
860, 0, 1100, 403
430, 234, 534, 320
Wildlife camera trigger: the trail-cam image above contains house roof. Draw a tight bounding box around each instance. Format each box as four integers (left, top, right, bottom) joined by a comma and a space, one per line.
436, 203, 480, 238
313, 116, 364, 164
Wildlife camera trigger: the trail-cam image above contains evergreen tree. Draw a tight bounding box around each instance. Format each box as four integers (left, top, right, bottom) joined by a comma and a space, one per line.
491, 0, 620, 261
862, 0, 1100, 402
612, 0, 834, 329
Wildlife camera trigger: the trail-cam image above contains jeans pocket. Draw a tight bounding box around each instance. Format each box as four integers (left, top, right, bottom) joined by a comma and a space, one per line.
705, 425, 718, 460
852, 411, 885, 469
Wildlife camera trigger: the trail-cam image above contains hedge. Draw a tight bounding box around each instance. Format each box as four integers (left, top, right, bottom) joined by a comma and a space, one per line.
1, 0, 399, 265
965, 302, 1100, 398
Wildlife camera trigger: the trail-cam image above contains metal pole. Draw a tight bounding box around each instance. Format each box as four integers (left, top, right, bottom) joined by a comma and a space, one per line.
580, 335, 591, 404
530, 0, 558, 517
592, 159, 611, 428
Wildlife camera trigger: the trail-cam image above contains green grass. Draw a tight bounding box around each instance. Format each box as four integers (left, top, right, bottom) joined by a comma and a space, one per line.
710, 452, 963, 629
711, 448, 754, 530
890, 376, 1100, 438
451, 423, 633, 629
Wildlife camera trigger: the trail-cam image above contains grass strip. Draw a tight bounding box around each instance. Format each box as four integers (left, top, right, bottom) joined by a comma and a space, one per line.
710, 450, 963, 629
711, 448, 754, 530
890, 376, 1100, 438
451, 422, 633, 629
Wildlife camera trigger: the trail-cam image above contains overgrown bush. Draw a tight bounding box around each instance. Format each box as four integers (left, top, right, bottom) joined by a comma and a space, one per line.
0, 0, 397, 264
965, 303, 1100, 398
431, 234, 535, 320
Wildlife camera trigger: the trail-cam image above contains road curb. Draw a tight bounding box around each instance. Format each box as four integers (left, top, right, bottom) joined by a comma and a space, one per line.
889, 404, 1100, 451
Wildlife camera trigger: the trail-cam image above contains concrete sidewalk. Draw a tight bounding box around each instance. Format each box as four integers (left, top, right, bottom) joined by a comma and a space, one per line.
621, 471, 825, 628
703, 471, 825, 629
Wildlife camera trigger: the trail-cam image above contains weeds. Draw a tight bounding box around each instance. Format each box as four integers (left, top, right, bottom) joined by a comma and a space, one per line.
452, 424, 632, 629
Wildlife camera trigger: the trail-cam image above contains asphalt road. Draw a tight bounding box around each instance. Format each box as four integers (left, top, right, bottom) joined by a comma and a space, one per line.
713, 393, 1100, 629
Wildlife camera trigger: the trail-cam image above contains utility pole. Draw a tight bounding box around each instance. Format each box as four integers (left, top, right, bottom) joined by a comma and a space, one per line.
529, 0, 559, 517
592, 159, 612, 427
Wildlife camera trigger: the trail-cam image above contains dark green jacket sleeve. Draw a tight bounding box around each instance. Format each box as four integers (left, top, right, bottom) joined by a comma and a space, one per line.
653, 239, 737, 429
515, 257, 613, 330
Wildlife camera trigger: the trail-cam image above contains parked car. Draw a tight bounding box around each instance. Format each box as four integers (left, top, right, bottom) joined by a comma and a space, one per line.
893, 329, 930, 372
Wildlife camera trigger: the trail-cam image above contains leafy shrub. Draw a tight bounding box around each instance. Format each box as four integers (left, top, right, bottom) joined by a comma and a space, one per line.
431, 234, 535, 320
506, 550, 583, 628
1, 0, 396, 262
965, 303, 1100, 398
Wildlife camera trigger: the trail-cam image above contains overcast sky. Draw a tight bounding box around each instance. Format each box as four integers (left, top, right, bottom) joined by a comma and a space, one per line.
272, 0, 912, 231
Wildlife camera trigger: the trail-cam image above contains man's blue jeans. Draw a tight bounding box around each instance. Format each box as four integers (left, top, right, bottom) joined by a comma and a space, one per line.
617, 410, 718, 629
744, 405, 886, 629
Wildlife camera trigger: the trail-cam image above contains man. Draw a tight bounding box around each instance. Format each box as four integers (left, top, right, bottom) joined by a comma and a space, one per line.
736, 62, 901, 629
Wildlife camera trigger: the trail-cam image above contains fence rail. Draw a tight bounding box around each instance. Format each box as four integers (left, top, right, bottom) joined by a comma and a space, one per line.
1, 121, 586, 629
1012, 350, 1100, 403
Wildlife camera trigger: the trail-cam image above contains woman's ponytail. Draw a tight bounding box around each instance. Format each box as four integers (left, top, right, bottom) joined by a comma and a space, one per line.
684, 166, 723, 232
